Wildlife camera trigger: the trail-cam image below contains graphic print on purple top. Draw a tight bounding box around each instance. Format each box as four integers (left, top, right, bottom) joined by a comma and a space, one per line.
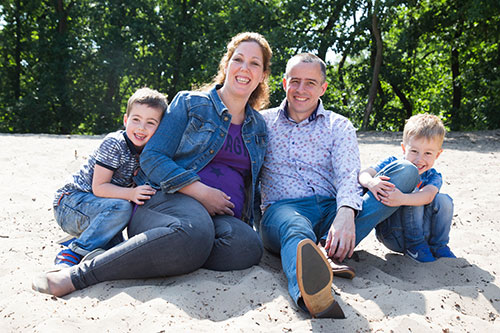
198, 123, 250, 218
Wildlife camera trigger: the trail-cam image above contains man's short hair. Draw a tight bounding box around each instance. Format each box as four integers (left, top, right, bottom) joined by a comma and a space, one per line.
285, 53, 327, 83
126, 87, 168, 116
403, 114, 446, 147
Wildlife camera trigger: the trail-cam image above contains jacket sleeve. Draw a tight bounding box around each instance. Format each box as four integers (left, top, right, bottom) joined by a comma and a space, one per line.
140, 91, 200, 193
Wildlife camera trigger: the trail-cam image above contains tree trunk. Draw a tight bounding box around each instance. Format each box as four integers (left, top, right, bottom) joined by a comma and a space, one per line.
102, 6, 125, 133
450, 47, 462, 130
168, 0, 198, 99
338, 53, 348, 106
318, 15, 337, 61
377, 80, 386, 111
14, 0, 22, 100
54, 0, 71, 133
389, 81, 413, 130
317, 0, 348, 61
362, 8, 383, 130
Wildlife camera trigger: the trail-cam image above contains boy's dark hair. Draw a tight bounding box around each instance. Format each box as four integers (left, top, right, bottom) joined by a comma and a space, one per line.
126, 88, 168, 116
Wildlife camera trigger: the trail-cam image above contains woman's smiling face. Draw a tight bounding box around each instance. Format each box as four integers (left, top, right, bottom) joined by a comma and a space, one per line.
223, 41, 265, 99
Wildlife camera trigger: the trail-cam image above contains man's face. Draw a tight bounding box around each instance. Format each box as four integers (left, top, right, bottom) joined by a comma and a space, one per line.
283, 61, 328, 123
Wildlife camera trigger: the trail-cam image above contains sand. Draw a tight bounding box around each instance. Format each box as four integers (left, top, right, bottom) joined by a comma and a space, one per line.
0, 131, 499, 332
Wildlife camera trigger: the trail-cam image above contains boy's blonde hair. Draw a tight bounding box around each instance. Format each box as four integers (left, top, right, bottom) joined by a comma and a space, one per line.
403, 114, 446, 147
126, 87, 168, 116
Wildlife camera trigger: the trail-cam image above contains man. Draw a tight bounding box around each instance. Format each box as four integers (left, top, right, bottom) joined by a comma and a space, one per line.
258, 53, 363, 318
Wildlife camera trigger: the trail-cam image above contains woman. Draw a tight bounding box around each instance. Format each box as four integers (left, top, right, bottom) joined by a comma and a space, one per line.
33, 32, 272, 296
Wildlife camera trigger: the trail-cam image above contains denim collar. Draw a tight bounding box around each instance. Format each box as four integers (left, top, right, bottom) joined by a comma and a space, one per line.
209, 84, 228, 116
209, 84, 258, 125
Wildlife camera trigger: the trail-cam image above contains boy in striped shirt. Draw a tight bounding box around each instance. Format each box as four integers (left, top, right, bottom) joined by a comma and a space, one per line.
52, 88, 167, 267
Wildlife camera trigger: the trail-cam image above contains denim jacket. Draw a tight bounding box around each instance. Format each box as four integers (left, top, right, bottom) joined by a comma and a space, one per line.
135, 85, 268, 225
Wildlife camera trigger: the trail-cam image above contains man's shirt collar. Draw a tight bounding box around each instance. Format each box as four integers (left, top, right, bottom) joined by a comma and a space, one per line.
279, 99, 324, 123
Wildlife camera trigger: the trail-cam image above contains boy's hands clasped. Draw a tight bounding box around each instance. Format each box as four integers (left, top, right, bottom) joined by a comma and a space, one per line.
366, 175, 395, 201
378, 187, 407, 207
359, 168, 410, 207
366, 175, 408, 207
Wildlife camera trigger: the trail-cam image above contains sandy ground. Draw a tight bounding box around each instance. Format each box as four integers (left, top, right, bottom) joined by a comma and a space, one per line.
0, 130, 499, 332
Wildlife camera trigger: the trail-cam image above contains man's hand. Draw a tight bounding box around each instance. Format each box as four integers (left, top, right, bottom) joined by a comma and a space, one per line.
324, 206, 356, 262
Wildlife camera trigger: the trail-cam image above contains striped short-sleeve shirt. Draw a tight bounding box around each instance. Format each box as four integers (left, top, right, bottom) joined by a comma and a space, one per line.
53, 130, 139, 206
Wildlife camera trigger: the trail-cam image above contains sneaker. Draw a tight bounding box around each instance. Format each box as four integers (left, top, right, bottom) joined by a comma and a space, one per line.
432, 246, 456, 259
54, 248, 83, 267
56, 235, 76, 247
405, 243, 436, 263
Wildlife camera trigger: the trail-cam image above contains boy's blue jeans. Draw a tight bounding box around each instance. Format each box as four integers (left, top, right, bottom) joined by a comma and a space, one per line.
54, 191, 132, 256
375, 193, 454, 253
354, 159, 420, 245
258, 159, 419, 307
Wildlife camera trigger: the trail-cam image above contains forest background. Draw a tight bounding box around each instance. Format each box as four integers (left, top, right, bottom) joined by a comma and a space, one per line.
1, 0, 499, 134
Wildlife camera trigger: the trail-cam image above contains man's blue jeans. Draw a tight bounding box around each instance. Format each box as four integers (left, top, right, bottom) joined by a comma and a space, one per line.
258, 159, 419, 306
259, 195, 338, 306
375, 193, 454, 252
54, 191, 132, 256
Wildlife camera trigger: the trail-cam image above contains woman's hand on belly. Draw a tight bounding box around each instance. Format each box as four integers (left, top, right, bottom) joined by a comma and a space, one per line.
178, 181, 235, 216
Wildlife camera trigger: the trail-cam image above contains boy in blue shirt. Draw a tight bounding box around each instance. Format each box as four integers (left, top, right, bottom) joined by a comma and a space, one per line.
52, 87, 167, 267
358, 114, 456, 262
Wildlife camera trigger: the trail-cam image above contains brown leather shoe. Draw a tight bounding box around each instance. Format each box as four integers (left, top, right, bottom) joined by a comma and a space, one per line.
296, 239, 345, 319
318, 240, 356, 279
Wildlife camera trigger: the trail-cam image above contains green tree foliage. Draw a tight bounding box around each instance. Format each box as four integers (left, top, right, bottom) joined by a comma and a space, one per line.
0, 0, 498, 134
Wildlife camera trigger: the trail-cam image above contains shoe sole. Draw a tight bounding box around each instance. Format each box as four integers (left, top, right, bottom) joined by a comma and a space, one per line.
296, 239, 345, 318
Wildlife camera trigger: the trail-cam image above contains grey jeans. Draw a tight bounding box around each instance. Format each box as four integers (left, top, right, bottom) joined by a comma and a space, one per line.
70, 192, 263, 290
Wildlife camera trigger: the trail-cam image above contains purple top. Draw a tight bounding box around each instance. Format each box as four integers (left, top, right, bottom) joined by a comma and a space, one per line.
198, 123, 250, 218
